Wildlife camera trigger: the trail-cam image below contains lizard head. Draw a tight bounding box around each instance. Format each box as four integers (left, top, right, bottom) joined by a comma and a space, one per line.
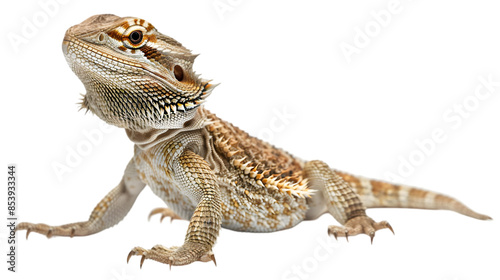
62, 14, 215, 130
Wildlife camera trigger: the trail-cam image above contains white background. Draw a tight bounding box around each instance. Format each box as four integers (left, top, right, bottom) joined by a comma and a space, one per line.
1, 1, 499, 280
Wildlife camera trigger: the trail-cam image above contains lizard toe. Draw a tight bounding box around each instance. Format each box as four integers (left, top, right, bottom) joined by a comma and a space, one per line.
127, 243, 213, 268
148, 208, 182, 223
328, 216, 394, 243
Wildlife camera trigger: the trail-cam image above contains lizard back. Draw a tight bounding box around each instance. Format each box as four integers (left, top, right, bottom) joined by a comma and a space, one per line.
204, 109, 312, 231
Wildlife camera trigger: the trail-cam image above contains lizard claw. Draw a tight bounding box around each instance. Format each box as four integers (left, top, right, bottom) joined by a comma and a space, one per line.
379, 221, 395, 235
127, 251, 133, 263
210, 254, 217, 267
25, 228, 32, 240
328, 227, 349, 242
328, 227, 338, 240
328, 216, 394, 243
148, 208, 182, 223
127, 247, 149, 269
127, 247, 146, 266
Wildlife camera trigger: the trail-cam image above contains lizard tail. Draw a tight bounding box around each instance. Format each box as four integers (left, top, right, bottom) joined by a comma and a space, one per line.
336, 171, 492, 220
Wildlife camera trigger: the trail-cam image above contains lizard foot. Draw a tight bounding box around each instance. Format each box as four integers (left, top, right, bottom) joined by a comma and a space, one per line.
328, 216, 394, 243
148, 208, 182, 223
16, 221, 88, 239
127, 242, 216, 269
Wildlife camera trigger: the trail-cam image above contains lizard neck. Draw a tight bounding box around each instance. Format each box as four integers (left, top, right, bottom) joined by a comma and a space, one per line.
125, 107, 210, 150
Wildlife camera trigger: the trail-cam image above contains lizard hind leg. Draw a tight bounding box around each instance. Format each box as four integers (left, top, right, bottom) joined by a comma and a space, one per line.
303, 160, 394, 243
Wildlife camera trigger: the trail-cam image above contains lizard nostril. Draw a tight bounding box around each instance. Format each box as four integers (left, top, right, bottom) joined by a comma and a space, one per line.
173, 65, 184, 81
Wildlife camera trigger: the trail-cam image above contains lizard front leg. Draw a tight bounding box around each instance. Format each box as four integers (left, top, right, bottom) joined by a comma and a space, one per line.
304, 160, 393, 243
16, 159, 145, 238
127, 149, 221, 268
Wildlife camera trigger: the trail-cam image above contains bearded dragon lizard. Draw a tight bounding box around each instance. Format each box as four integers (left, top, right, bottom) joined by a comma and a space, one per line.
16, 14, 491, 268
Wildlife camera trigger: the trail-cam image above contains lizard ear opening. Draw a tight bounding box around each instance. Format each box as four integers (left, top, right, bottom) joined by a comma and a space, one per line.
173, 65, 184, 81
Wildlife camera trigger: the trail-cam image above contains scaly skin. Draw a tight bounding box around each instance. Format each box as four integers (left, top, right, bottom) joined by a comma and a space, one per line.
16, 14, 491, 268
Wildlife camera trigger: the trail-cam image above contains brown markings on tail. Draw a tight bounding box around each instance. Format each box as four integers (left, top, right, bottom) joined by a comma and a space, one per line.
336, 171, 492, 220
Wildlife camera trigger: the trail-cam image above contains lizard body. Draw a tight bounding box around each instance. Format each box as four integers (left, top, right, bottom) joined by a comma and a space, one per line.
17, 14, 491, 268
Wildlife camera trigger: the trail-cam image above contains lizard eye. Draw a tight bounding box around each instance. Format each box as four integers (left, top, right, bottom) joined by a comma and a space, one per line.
129, 30, 143, 44
122, 26, 148, 49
